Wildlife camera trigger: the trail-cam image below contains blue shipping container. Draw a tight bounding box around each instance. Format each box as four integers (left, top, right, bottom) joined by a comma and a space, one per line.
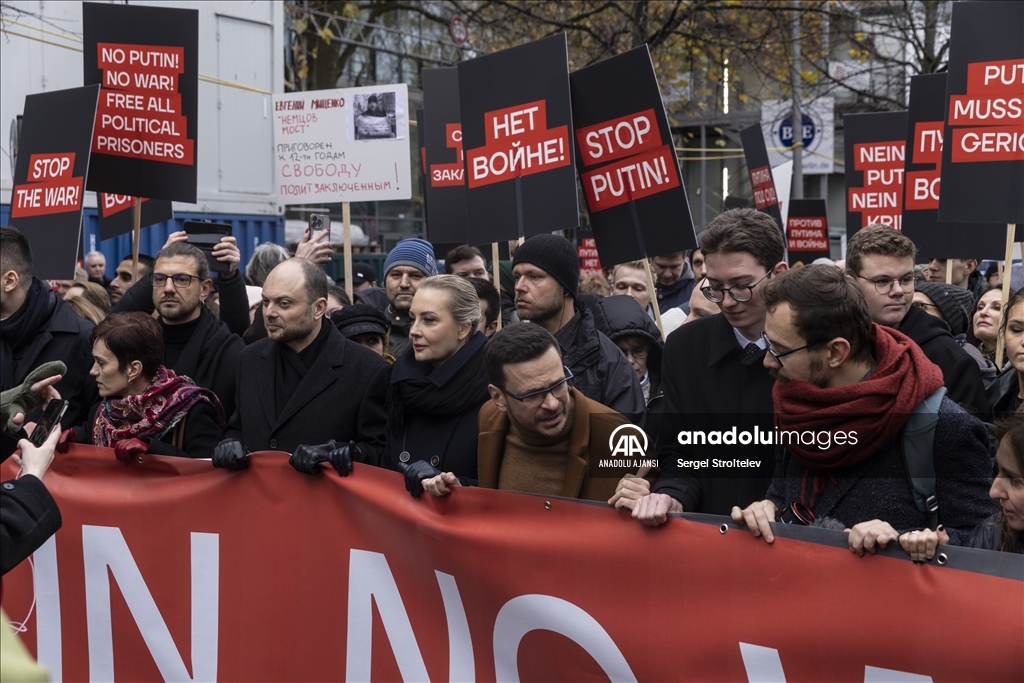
1, 205, 284, 280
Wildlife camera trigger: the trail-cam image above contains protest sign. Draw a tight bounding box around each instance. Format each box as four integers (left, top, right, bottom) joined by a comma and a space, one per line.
458, 34, 578, 243
2, 447, 1020, 683
741, 123, 784, 231
844, 111, 907, 238
82, 3, 198, 204
569, 45, 696, 268
8, 86, 100, 279
577, 229, 603, 277
422, 67, 467, 245
786, 198, 830, 266
903, 73, 1005, 259
938, 1, 1024, 224
761, 97, 835, 174
97, 194, 174, 240
773, 160, 793, 227
272, 85, 412, 205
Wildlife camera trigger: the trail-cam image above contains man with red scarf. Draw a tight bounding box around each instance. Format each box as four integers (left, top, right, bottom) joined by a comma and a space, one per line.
732, 265, 993, 558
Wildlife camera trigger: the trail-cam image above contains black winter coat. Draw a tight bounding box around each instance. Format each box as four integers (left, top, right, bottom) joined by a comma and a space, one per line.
380, 333, 490, 482
651, 314, 776, 514
1, 430, 61, 575
81, 399, 225, 459
987, 366, 1021, 420
559, 303, 645, 419
898, 305, 991, 421
766, 398, 994, 545
963, 512, 1023, 552
226, 323, 388, 459
0, 289, 97, 429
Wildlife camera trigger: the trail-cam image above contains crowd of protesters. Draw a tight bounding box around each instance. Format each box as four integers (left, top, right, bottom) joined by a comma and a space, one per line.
3, 208, 1023, 586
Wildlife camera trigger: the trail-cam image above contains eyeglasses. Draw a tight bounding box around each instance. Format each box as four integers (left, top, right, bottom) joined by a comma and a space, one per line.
760, 331, 825, 366
620, 346, 649, 361
856, 273, 915, 294
502, 366, 574, 407
702, 271, 771, 303
912, 301, 940, 312
151, 273, 200, 288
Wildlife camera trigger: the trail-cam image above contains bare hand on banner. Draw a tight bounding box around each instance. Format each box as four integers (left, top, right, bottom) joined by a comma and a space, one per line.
898, 526, 949, 562
607, 472, 651, 510
731, 499, 778, 542
295, 227, 332, 265
422, 471, 462, 497
846, 519, 901, 557
632, 492, 683, 527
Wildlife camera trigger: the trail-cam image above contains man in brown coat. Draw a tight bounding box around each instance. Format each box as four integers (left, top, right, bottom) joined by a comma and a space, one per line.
418, 323, 634, 503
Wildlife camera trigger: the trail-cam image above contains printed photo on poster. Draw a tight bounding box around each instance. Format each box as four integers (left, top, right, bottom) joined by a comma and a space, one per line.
347, 91, 405, 141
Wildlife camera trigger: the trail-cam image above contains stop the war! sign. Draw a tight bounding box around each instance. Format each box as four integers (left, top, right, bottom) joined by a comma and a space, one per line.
83, 3, 198, 203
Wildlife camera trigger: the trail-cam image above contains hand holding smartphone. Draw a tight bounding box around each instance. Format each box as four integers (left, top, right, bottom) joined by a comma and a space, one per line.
29, 399, 69, 447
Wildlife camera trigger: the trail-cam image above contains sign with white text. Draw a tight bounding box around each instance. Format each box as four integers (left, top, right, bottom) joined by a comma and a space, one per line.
97, 194, 174, 240
569, 46, 695, 264
458, 34, 578, 243
8, 86, 99, 279
422, 68, 467, 244
844, 111, 907, 238
741, 123, 784, 231
903, 73, 1005, 258
938, 1, 1024, 224
272, 86, 412, 205
83, 2, 198, 203
786, 198, 830, 266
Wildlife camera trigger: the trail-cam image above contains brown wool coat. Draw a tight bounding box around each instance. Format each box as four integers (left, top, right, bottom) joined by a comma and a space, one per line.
477, 387, 631, 503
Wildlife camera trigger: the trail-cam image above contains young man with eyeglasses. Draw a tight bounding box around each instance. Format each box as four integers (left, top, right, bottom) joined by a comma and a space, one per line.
845, 225, 990, 420
115, 241, 245, 419
617, 209, 785, 524
417, 323, 635, 503
732, 265, 991, 562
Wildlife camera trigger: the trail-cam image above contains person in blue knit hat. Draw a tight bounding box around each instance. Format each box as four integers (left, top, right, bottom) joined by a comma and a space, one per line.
383, 238, 438, 357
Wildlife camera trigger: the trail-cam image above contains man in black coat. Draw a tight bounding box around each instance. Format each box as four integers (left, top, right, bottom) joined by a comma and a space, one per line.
733, 265, 992, 562
214, 259, 387, 471
1, 227, 96, 428
618, 209, 785, 522
511, 234, 644, 419
845, 225, 990, 421
113, 241, 245, 419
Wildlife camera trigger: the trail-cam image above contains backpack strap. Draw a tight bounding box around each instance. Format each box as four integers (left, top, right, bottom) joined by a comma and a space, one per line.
902, 387, 946, 530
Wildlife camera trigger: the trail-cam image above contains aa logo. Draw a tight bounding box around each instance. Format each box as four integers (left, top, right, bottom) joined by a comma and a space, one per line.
608, 424, 648, 458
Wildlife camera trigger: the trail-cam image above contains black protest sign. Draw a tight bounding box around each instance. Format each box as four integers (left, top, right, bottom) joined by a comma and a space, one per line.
83, 2, 198, 203
457, 34, 578, 243
416, 108, 428, 217
903, 74, 1005, 259
422, 68, 467, 245
569, 45, 695, 264
939, 1, 1023, 224
786, 199, 830, 266
844, 111, 907, 239
97, 194, 174, 240
740, 123, 783, 231
9, 86, 100, 280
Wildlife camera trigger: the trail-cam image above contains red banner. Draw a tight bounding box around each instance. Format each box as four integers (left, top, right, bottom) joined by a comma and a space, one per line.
1, 446, 1020, 682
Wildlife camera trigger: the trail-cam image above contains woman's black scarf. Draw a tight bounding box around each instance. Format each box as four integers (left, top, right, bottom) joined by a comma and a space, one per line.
386, 331, 489, 437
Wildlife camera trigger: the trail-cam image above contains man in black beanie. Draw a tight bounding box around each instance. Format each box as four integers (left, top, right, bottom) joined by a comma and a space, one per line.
512, 234, 644, 418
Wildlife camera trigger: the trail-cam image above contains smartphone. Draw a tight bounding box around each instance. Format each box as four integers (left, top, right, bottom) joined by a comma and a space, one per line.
308, 213, 331, 241
183, 221, 233, 274
29, 399, 69, 447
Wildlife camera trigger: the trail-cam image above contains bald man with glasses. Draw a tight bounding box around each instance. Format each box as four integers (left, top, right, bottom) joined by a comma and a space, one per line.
415, 323, 638, 503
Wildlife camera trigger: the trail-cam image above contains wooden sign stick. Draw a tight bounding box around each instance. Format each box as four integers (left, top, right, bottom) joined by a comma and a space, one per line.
996, 223, 1015, 368
342, 202, 353, 299
492, 242, 502, 331
131, 197, 142, 282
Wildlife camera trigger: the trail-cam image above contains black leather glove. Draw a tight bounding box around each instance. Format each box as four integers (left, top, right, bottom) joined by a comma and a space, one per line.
290, 440, 360, 477
212, 439, 248, 470
400, 460, 442, 498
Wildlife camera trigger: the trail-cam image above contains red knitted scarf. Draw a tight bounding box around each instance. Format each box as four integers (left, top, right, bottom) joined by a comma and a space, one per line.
93, 365, 225, 447
773, 323, 944, 472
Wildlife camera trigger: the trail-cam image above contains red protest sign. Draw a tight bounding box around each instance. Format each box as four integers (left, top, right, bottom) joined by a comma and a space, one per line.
575, 109, 659, 166
578, 236, 603, 277
465, 99, 571, 188
11, 153, 83, 219
429, 123, 465, 187
946, 57, 1023, 163
845, 124, 906, 232
580, 144, 679, 211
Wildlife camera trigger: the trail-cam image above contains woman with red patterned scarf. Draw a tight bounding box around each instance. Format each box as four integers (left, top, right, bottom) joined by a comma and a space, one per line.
71, 313, 225, 463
